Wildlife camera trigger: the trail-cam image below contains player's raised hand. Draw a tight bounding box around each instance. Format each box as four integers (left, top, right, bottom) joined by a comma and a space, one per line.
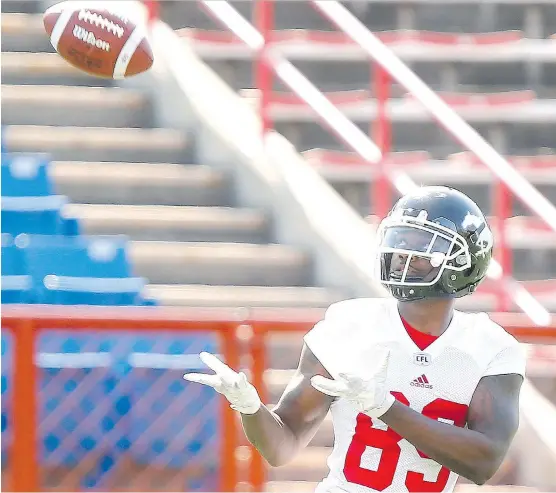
310, 347, 395, 418
183, 352, 262, 414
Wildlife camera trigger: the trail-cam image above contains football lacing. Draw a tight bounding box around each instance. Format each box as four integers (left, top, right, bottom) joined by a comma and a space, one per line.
77, 10, 125, 38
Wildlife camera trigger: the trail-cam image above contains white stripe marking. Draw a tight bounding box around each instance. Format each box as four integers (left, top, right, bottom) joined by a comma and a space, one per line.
113, 25, 145, 79
49, 7, 75, 51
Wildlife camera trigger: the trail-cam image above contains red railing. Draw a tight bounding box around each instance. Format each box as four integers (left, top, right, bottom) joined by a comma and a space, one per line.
193, 0, 555, 324
4, 305, 556, 492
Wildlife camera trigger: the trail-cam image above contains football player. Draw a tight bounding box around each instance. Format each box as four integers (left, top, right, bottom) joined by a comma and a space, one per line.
184, 186, 526, 492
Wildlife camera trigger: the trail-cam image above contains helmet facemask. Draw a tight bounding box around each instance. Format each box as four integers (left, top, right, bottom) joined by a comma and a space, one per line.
376, 211, 472, 298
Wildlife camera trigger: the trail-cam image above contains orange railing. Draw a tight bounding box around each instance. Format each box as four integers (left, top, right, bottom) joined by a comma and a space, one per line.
3, 305, 556, 491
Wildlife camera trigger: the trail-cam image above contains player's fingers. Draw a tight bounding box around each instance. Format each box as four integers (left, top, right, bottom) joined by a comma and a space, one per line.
237, 371, 249, 388
183, 373, 221, 388
338, 372, 361, 383
200, 352, 238, 379
311, 375, 346, 397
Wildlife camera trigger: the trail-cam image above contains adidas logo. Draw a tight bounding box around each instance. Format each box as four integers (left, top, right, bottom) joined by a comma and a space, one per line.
410, 374, 433, 389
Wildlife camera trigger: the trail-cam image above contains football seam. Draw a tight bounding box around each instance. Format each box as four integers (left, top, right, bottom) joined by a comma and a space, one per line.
113, 26, 146, 79
49, 8, 75, 51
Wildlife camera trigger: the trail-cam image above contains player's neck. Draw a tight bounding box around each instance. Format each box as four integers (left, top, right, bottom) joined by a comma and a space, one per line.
397, 299, 455, 336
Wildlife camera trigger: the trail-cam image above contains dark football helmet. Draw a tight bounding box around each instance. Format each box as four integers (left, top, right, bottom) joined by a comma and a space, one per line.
376, 186, 493, 301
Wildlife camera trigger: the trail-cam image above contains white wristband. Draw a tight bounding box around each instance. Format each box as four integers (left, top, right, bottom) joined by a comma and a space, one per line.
365, 392, 396, 419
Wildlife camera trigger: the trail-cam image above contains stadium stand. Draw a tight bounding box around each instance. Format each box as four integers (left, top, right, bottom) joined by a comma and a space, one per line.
1, 0, 555, 491
158, 0, 556, 314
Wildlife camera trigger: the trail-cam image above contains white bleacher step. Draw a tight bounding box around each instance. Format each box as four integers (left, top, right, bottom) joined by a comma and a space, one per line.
145, 284, 344, 308
65, 204, 268, 243
130, 241, 311, 287
1, 52, 111, 86
1, 13, 54, 52
3, 125, 192, 163
313, 158, 556, 186
1, 0, 41, 14
1, 85, 152, 127
52, 161, 231, 207
241, 91, 556, 124
181, 27, 556, 63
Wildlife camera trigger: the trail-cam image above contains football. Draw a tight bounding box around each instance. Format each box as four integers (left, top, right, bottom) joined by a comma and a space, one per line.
43, 1, 154, 79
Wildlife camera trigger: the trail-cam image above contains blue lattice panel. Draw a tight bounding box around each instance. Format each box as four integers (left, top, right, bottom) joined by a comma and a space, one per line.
34, 330, 219, 491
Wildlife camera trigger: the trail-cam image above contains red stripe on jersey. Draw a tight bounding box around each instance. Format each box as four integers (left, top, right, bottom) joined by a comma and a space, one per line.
422, 375, 429, 384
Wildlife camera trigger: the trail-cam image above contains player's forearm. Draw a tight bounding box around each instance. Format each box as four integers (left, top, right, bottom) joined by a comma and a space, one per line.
381, 401, 500, 484
240, 404, 300, 467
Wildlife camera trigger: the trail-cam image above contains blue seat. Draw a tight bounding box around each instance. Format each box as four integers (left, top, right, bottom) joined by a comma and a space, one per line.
19, 235, 149, 306
1, 195, 80, 236
1, 234, 32, 303
1, 153, 52, 197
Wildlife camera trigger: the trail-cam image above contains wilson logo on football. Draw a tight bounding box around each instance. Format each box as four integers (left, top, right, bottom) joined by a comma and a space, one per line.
77, 10, 125, 38
410, 374, 433, 389
72, 25, 110, 52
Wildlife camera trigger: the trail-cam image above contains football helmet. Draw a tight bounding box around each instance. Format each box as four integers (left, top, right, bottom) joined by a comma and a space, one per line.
376, 186, 493, 301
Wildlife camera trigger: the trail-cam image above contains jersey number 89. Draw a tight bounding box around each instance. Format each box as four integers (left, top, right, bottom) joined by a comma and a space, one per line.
344, 392, 468, 492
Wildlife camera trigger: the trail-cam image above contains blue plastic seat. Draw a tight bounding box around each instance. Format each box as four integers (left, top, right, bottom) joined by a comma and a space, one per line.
1, 234, 32, 303
1, 195, 80, 236
1, 153, 52, 197
19, 235, 148, 306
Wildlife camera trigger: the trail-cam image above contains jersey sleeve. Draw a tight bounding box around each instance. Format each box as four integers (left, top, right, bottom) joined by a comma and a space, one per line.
483, 341, 527, 378
303, 301, 353, 378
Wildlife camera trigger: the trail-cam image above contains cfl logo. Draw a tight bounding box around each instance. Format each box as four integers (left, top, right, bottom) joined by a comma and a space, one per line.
413, 352, 431, 366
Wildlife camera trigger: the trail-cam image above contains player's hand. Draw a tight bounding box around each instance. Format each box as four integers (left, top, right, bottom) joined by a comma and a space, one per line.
183, 352, 262, 415
310, 348, 395, 418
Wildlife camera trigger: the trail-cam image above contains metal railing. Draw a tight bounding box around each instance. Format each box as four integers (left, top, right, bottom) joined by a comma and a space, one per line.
198, 0, 553, 326
3, 305, 556, 491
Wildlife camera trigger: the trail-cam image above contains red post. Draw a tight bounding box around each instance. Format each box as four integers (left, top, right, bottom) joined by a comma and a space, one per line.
254, 0, 274, 134
143, 0, 159, 23
372, 63, 392, 219
249, 329, 267, 491
494, 180, 513, 311
221, 326, 240, 492
11, 318, 39, 492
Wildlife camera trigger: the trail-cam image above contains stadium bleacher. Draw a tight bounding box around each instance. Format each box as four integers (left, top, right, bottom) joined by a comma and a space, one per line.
1, 152, 153, 306
0, 151, 221, 489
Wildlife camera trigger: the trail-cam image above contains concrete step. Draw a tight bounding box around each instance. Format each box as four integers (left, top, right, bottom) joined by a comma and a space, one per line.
1, 13, 53, 52
332, 179, 556, 220
3, 125, 192, 163
130, 241, 311, 286
279, 120, 555, 162
1, 52, 113, 86
1, 85, 153, 127
66, 204, 269, 243
267, 447, 331, 482
1, 0, 41, 14
146, 284, 344, 308
52, 162, 232, 207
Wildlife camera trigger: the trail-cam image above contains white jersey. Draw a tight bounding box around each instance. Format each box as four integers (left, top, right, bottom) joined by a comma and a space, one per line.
304, 298, 526, 493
